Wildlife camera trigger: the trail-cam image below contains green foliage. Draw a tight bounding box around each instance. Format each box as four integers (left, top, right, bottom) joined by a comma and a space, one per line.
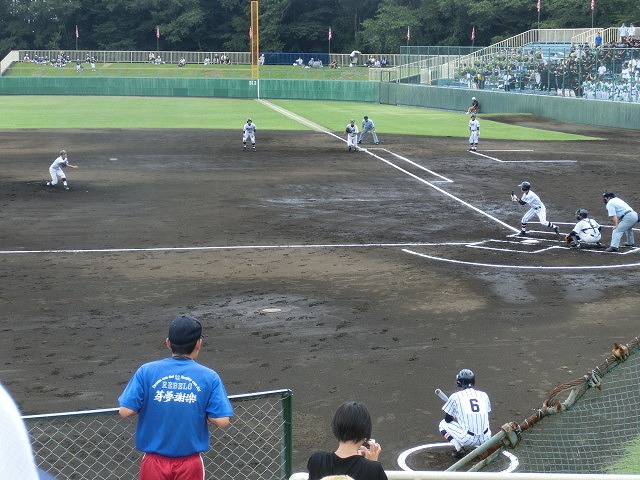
0, 0, 636, 56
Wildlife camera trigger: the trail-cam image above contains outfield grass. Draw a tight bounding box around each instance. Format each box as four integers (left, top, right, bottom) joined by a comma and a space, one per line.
5, 62, 370, 81
0, 96, 596, 140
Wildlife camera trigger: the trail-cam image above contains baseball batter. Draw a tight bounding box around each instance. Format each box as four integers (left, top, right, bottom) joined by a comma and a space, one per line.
439, 369, 491, 458
46, 149, 78, 191
345, 119, 359, 152
468, 114, 479, 151
243, 118, 256, 151
512, 181, 560, 237
358, 116, 379, 144
566, 209, 602, 249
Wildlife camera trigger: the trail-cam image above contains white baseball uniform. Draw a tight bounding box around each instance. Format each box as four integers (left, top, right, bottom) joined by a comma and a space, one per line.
346, 122, 359, 151
468, 118, 480, 148
571, 218, 602, 244
439, 387, 491, 448
48, 155, 69, 185
243, 121, 256, 148
520, 190, 549, 225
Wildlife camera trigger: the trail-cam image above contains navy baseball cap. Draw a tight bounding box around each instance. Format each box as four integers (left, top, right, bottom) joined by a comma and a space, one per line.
168, 315, 202, 345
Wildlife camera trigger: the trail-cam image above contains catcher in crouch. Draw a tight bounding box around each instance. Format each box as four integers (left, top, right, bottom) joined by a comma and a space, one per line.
565, 208, 603, 249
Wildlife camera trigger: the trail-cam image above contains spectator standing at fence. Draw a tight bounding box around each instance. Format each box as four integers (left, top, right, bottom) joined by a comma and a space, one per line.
595, 31, 603, 48
619, 23, 628, 41
118, 315, 234, 480
628, 24, 636, 40
307, 401, 387, 480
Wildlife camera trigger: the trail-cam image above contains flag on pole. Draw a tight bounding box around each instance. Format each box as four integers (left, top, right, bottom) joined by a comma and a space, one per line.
471, 26, 475, 41
249, 26, 253, 39
328, 27, 332, 41
156, 26, 160, 39
590, 0, 594, 10
75, 25, 79, 38
407, 26, 410, 41
537, 0, 541, 12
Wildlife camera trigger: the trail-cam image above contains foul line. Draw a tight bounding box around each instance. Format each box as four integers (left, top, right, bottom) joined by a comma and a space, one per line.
403, 248, 640, 270
470, 151, 577, 163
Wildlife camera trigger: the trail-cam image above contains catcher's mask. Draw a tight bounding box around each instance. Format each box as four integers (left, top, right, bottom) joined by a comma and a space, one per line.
575, 208, 589, 220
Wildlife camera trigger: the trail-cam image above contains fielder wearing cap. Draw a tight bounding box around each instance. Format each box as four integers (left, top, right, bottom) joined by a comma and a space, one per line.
118, 315, 234, 480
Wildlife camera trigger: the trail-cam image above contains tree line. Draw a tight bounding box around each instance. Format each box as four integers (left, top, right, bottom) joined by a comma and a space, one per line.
0, 0, 636, 58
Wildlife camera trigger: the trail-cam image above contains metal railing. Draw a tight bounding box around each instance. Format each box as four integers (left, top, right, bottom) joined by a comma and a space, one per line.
24, 388, 293, 480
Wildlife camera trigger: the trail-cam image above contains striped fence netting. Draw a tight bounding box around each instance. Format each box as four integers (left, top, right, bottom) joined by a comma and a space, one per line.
24, 388, 293, 480
447, 336, 640, 474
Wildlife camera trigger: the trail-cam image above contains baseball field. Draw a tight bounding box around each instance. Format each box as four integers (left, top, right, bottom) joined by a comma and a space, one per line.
1, 95, 639, 474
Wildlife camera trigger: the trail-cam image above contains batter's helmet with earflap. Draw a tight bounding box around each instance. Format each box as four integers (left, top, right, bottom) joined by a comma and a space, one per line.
456, 369, 475, 388
575, 208, 589, 220
519, 181, 531, 190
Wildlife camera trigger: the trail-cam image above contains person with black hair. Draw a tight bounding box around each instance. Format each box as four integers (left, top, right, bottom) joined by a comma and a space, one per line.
118, 315, 234, 480
307, 401, 387, 480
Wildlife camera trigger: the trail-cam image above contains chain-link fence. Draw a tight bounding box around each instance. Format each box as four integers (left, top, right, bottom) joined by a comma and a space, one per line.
24, 388, 292, 480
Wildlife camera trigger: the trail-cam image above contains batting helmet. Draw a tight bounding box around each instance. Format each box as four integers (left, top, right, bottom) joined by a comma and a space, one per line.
603, 191, 615, 199
59, 149, 67, 155
519, 181, 531, 191
456, 369, 475, 388
575, 208, 589, 220
247, 118, 252, 122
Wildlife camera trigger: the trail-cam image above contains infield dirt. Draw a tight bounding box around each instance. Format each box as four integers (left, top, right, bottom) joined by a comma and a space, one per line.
1, 117, 639, 472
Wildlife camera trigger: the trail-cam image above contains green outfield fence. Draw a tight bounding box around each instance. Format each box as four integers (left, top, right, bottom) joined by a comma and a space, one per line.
23, 388, 293, 480
0, 50, 638, 129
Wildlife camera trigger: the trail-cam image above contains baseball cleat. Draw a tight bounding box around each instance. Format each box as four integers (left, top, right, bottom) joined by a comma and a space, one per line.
517, 231, 527, 237
451, 448, 467, 458
64, 187, 70, 191
624, 243, 635, 247
605, 247, 618, 252
553, 226, 560, 235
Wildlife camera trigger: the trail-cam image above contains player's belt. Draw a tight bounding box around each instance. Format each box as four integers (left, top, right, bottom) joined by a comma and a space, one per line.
467, 428, 489, 436
618, 210, 633, 221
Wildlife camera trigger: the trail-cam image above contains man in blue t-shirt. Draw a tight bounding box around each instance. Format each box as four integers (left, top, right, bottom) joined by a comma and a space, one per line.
119, 315, 234, 480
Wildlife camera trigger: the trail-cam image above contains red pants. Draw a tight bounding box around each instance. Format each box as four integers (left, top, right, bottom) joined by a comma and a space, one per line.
140, 452, 204, 480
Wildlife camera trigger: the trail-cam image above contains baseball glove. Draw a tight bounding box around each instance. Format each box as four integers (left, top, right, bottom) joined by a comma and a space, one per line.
345, 127, 352, 133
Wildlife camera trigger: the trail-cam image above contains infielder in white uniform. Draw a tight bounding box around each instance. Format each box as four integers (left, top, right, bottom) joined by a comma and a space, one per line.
439, 369, 491, 458
243, 118, 256, 151
46, 149, 78, 191
468, 114, 480, 151
512, 181, 560, 237
358, 115, 379, 145
345, 119, 359, 152
566, 208, 602, 249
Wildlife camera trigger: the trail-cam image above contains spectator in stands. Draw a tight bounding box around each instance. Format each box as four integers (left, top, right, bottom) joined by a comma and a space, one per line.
308, 57, 315, 67
628, 24, 636, 40
221, 53, 229, 64
595, 31, 603, 48
0, 383, 57, 479
380, 57, 388, 67
118, 315, 234, 480
23, 54, 30, 62
619, 23, 628, 41
307, 401, 387, 480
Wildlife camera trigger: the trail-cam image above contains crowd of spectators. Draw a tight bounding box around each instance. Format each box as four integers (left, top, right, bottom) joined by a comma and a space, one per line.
456, 34, 640, 102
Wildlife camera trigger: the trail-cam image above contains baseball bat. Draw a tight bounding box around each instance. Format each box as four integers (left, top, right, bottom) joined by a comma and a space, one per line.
435, 388, 449, 402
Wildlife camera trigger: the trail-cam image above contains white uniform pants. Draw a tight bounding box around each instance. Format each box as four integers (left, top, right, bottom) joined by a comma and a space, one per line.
439, 418, 490, 449
521, 206, 548, 226
49, 167, 65, 185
